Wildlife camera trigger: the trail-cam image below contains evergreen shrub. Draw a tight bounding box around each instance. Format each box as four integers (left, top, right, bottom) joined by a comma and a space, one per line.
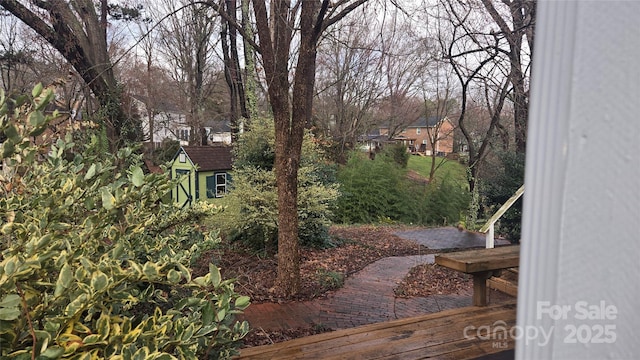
335, 151, 469, 226
479, 150, 525, 242
215, 118, 339, 252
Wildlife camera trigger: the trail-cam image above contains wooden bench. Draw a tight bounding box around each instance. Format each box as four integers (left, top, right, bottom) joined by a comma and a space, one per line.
236, 302, 517, 359
435, 245, 520, 307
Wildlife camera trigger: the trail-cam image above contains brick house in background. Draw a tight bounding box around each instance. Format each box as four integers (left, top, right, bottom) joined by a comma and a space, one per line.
378, 116, 456, 156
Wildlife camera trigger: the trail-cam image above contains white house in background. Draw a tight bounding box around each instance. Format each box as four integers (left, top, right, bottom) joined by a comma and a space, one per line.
133, 95, 189, 148
133, 95, 232, 148
204, 119, 232, 144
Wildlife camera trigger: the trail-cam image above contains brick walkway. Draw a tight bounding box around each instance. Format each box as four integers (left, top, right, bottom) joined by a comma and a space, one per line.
239, 228, 512, 331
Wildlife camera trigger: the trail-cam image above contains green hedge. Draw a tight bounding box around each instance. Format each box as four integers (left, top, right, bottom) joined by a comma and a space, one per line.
334, 151, 469, 226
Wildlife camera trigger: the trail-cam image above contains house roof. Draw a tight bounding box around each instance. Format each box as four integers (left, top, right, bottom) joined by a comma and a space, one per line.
409, 116, 444, 128
178, 146, 233, 171
359, 133, 392, 143
133, 94, 184, 114
203, 119, 231, 133
378, 115, 445, 130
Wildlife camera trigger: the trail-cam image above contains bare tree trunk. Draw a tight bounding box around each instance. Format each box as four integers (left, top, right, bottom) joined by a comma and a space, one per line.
0, 0, 138, 151
156, 0, 217, 147
480, 0, 535, 153
429, 148, 438, 181
229, 0, 248, 120
221, 18, 239, 138
241, 0, 258, 120
253, 0, 325, 296
253, 0, 297, 296
273, 0, 320, 295
145, 53, 154, 147
234, 0, 367, 296
222, 0, 248, 141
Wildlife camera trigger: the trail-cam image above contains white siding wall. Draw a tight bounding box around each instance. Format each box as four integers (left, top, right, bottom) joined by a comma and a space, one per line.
518, 2, 640, 359
209, 132, 232, 144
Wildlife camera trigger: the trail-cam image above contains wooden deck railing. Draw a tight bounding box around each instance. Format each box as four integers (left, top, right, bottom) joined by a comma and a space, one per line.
479, 185, 524, 248
236, 302, 517, 359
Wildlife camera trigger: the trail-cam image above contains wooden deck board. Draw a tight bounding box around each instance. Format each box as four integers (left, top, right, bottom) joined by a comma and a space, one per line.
434, 245, 520, 273
435, 246, 520, 306
236, 302, 517, 359
318, 309, 517, 360
312, 308, 517, 359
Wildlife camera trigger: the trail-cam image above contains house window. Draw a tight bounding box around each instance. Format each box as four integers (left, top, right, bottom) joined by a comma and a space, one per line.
179, 153, 186, 163
206, 172, 229, 198
422, 140, 427, 145
416, 127, 421, 134
180, 129, 190, 141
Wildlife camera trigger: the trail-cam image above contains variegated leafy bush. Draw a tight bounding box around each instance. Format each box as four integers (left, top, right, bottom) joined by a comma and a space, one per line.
0, 85, 249, 359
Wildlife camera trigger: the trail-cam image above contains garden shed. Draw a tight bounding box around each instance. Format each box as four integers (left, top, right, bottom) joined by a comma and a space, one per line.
170, 146, 233, 207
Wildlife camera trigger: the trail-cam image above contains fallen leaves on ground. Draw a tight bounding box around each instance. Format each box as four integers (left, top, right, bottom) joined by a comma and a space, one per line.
195, 225, 433, 303
394, 263, 472, 298
240, 325, 333, 348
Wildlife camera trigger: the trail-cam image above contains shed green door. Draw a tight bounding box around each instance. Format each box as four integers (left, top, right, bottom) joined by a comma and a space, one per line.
175, 169, 192, 208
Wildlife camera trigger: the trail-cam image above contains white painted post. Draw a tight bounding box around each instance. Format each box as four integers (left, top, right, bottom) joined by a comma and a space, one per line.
485, 224, 494, 249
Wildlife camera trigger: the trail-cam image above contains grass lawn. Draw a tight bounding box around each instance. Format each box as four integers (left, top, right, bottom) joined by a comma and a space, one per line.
407, 155, 468, 188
